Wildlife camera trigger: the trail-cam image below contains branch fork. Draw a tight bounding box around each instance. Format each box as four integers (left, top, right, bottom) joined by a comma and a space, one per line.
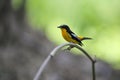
33, 43, 96, 80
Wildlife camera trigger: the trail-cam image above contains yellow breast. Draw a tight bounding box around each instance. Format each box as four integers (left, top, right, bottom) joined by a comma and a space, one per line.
61, 29, 78, 44
61, 29, 71, 42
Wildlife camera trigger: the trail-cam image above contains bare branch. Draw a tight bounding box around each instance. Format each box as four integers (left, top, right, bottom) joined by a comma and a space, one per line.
33, 43, 96, 80
33, 43, 72, 80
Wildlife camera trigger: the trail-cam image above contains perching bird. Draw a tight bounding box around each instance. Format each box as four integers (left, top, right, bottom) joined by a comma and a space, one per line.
57, 24, 92, 46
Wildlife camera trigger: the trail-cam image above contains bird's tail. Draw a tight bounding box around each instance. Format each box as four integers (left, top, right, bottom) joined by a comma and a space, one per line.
78, 36, 92, 41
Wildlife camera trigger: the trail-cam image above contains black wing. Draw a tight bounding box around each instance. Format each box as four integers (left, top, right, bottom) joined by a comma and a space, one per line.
67, 30, 83, 46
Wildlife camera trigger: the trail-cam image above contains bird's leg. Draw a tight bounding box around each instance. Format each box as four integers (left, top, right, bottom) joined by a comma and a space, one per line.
67, 45, 74, 50
63, 43, 75, 52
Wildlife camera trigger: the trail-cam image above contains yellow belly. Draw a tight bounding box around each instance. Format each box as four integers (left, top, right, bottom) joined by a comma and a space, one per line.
61, 29, 79, 44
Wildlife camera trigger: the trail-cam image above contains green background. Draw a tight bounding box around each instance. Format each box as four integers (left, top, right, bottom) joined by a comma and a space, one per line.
15, 0, 120, 68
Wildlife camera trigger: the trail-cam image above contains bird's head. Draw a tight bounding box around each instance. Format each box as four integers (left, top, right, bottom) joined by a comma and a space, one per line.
57, 24, 70, 30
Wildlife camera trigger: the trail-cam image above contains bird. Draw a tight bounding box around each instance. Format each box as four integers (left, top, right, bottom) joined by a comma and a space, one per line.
57, 24, 92, 46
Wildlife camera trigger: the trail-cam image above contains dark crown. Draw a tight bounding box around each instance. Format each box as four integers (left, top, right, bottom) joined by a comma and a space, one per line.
58, 24, 70, 30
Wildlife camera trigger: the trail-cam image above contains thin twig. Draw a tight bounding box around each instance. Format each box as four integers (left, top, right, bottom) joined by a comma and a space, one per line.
33, 43, 96, 80
73, 45, 96, 80
92, 61, 96, 80
33, 43, 72, 80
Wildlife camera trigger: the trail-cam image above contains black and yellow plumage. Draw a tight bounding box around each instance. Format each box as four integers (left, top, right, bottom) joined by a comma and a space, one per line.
58, 24, 92, 46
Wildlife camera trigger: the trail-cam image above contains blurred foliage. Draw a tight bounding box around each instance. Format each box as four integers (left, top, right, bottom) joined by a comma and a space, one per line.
25, 0, 120, 68
12, 0, 23, 10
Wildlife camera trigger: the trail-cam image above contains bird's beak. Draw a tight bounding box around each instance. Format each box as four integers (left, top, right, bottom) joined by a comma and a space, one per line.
57, 26, 61, 28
